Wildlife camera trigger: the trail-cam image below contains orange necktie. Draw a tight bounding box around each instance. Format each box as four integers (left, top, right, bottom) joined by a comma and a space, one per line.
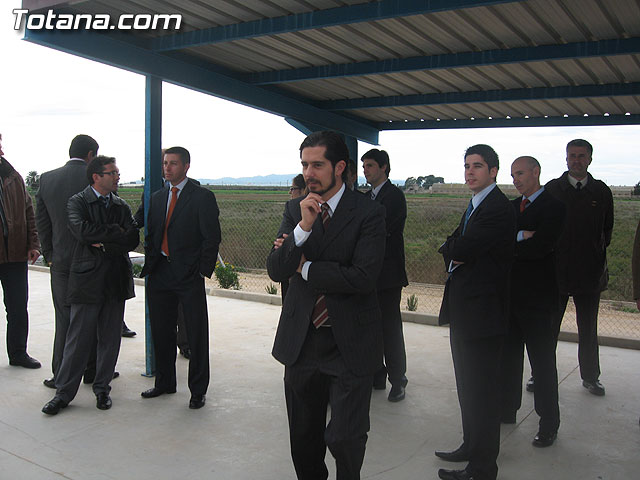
161, 187, 179, 256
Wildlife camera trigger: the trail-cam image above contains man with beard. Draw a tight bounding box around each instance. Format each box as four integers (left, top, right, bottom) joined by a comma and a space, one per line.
267, 131, 386, 480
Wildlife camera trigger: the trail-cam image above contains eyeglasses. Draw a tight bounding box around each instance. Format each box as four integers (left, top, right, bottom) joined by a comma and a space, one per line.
289, 187, 301, 193
100, 170, 120, 177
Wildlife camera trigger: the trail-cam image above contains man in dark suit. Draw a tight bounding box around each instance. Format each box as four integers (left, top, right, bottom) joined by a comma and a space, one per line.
435, 144, 515, 480
267, 131, 386, 480
36, 134, 100, 388
546, 139, 614, 397
499, 156, 564, 448
362, 148, 409, 402
140, 146, 221, 409
42, 156, 139, 415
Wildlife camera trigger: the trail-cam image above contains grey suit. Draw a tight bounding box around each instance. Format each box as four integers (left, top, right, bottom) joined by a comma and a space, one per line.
36, 159, 96, 378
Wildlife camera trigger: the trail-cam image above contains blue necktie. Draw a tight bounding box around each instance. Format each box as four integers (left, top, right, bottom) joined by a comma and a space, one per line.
462, 199, 473, 234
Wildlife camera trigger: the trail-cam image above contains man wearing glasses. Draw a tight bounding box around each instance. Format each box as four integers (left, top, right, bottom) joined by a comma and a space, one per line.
42, 156, 139, 415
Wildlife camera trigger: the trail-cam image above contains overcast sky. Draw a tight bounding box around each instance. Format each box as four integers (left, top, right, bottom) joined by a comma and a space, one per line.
1, 3, 638, 187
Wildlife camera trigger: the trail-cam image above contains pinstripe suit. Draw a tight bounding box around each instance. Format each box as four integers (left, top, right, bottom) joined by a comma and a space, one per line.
267, 186, 386, 480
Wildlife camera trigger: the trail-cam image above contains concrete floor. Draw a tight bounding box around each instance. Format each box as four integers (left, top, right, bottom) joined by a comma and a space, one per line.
1, 269, 639, 479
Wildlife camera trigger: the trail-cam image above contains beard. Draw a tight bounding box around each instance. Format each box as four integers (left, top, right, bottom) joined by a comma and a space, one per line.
307, 168, 337, 196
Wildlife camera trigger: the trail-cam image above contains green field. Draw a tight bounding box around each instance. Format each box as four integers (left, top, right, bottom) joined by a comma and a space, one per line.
33, 186, 640, 302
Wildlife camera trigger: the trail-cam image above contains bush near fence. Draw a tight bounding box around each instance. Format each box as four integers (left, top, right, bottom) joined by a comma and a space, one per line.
32, 186, 640, 341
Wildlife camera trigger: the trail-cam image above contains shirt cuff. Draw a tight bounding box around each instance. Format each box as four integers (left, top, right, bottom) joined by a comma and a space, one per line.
294, 223, 311, 247
517, 230, 525, 242
301, 261, 312, 281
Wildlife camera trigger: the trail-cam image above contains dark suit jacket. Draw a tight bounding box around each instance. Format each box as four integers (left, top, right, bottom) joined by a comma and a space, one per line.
545, 172, 614, 294
510, 190, 565, 311
438, 186, 516, 338
36, 159, 88, 272
372, 181, 408, 290
267, 187, 386, 376
141, 179, 221, 283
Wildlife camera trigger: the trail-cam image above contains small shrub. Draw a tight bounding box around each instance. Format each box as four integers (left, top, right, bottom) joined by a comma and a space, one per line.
131, 263, 143, 278
214, 262, 240, 290
406, 294, 418, 312
265, 283, 278, 295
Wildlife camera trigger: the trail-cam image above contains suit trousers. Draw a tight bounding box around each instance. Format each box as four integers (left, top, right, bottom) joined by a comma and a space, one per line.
555, 293, 601, 382
450, 329, 503, 480
0, 261, 29, 361
147, 258, 210, 396
50, 269, 96, 379
55, 300, 124, 403
284, 325, 373, 480
373, 287, 407, 388
500, 307, 560, 434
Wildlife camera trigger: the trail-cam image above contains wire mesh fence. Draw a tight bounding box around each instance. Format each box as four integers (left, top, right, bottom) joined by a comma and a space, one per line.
55, 186, 640, 344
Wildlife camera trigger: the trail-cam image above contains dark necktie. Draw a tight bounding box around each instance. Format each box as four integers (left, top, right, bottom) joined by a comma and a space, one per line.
520, 198, 530, 213
161, 187, 179, 256
576, 181, 582, 191
311, 203, 331, 328
462, 199, 473, 235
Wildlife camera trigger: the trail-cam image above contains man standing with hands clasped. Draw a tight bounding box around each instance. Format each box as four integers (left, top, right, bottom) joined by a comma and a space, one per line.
268, 131, 386, 480
436, 144, 515, 480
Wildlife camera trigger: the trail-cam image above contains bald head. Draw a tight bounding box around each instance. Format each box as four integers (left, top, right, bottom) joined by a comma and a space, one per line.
511, 156, 541, 198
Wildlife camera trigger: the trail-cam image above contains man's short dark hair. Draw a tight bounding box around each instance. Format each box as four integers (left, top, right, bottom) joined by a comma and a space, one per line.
87, 155, 115, 185
69, 135, 99, 160
465, 144, 499, 171
566, 139, 593, 156
299, 131, 349, 182
361, 148, 390, 176
165, 146, 191, 165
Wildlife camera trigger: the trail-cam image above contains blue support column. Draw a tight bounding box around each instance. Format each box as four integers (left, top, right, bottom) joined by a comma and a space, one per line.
143, 75, 163, 377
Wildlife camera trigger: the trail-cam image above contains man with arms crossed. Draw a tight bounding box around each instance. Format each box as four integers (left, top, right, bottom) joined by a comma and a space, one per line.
42, 156, 138, 414
267, 131, 386, 480
141, 146, 221, 410
361, 148, 409, 402
545, 139, 613, 396
499, 156, 564, 448
435, 144, 515, 480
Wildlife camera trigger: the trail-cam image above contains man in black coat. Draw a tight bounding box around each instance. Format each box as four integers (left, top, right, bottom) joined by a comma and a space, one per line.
435, 144, 515, 480
362, 148, 409, 402
267, 131, 386, 480
545, 139, 614, 397
42, 156, 139, 415
499, 156, 564, 448
140, 146, 221, 410
36, 135, 101, 387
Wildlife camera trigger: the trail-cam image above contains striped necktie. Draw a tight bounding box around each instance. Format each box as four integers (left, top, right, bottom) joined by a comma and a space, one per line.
311, 203, 331, 328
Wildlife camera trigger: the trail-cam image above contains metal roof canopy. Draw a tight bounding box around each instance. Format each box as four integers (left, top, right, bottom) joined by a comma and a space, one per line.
20, 0, 640, 144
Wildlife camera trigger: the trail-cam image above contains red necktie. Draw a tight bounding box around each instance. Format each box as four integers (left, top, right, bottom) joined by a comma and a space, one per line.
311, 203, 331, 328
520, 198, 530, 213
161, 187, 179, 256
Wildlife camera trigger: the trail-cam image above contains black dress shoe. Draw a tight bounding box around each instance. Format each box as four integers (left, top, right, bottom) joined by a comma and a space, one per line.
388, 384, 405, 402
438, 468, 475, 480
141, 387, 176, 398
42, 397, 68, 415
43, 378, 56, 389
582, 380, 605, 396
526, 376, 535, 392
179, 347, 191, 359
532, 431, 557, 447
122, 325, 137, 338
435, 445, 469, 462
9, 354, 41, 369
96, 392, 112, 410
189, 394, 206, 409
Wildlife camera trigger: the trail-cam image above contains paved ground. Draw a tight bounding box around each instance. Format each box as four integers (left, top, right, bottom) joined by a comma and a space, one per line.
1, 269, 639, 479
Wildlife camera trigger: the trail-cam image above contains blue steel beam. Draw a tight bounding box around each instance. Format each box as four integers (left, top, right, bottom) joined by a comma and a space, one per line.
245, 37, 640, 85
379, 114, 640, 130
23, 29, 379, 144
318, 83, 640, 110
152, 0, 518, 52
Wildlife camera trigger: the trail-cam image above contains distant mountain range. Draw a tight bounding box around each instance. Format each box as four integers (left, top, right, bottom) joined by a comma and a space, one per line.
197, 173, 403, 186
